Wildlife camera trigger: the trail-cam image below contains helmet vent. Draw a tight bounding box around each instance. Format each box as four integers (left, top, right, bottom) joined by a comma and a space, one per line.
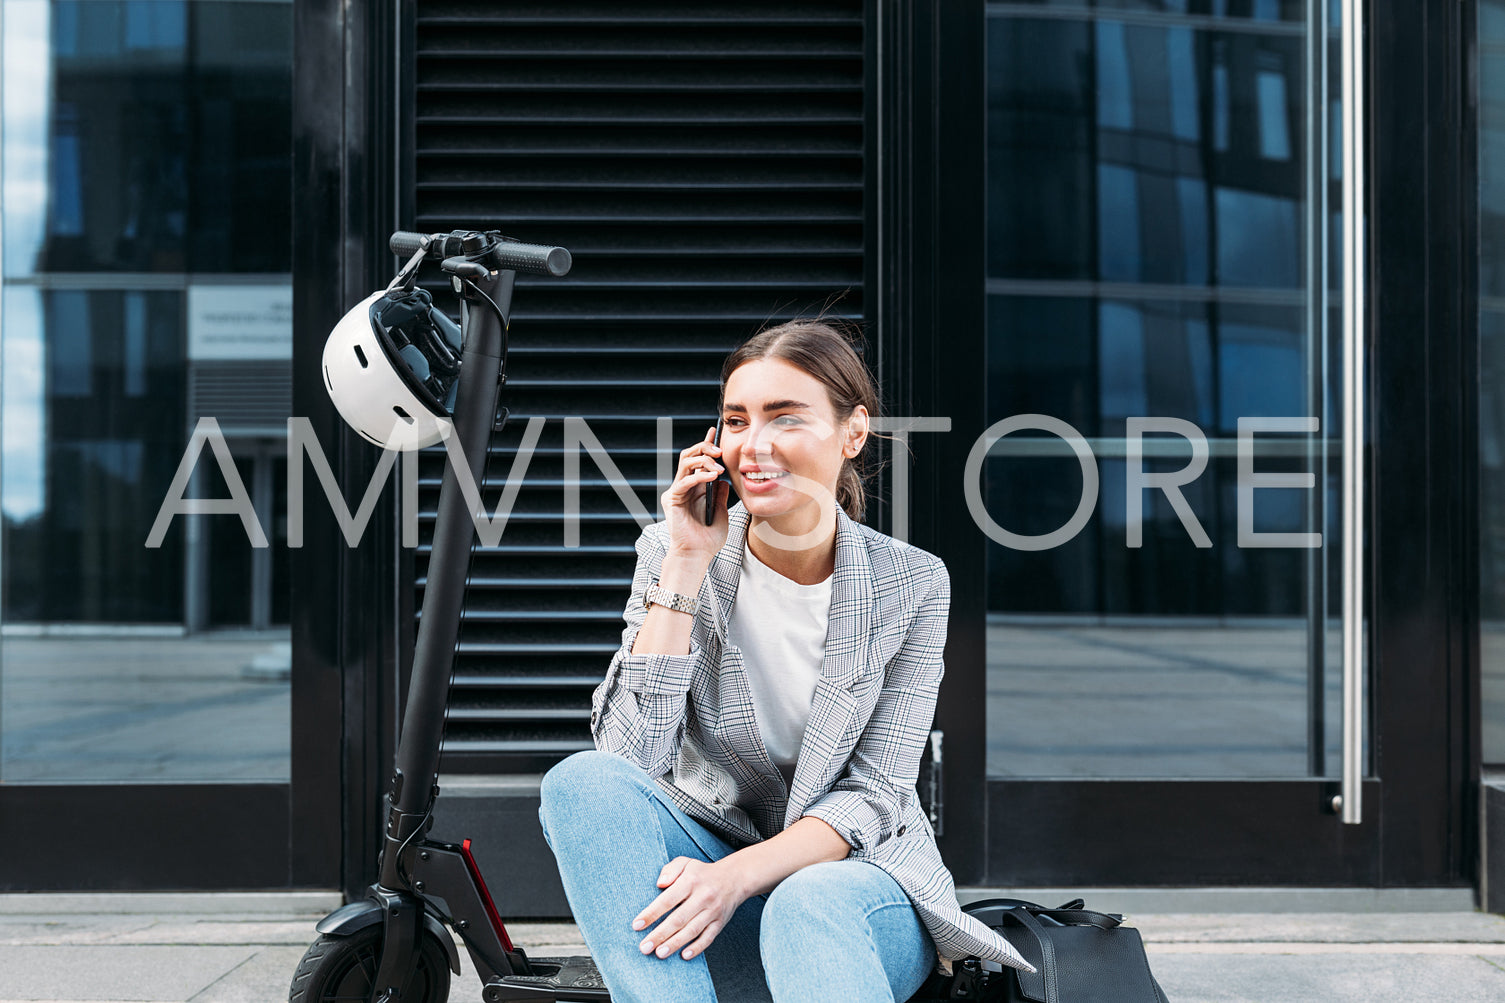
323, 364, 333, 392
353, 345, 369, 368
393, 405, 415, 424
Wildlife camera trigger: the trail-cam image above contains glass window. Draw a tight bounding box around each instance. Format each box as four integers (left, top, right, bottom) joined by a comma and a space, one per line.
1215, 187, 1301, 288
1257, 68, 1293, 160
1480, 3, 1505, 763
1, 1, 293, 783
985, 8, 1350, 778
986, 17, 1095, 281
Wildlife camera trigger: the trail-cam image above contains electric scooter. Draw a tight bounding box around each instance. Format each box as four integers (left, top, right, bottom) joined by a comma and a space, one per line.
290, 228, 1015, 1003
291, 229, 608, 1003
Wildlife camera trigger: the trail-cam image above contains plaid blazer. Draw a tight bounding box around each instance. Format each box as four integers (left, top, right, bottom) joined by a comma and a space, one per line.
589, 501, 1034, 973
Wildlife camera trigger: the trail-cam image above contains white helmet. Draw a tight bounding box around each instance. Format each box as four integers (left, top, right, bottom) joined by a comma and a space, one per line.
321, 288, 463, 449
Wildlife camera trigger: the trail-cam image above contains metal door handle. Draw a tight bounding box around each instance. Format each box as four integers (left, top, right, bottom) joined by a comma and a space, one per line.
1339, 0, 1366, 826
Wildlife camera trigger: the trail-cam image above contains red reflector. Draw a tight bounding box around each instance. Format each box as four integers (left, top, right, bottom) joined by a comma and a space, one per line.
460, 838, 514, 953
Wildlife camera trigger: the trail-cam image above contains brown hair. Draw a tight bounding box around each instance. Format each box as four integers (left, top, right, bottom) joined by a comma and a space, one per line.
719, 317, 892, 523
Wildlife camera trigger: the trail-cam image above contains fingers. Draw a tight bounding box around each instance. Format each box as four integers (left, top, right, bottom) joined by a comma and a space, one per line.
650, 909, 717, 960
678, 429, 722, 466
680, 455, 720, 480
630, 856, 733, 962
676, 449, 718, 472
665, 465, 720, 510
679, 918, 725, 961
633, 870, 692, 933
667, 439, 723, 508
657, 857, 689, 888
662, 427, 728, 520
679, 450, 721, 478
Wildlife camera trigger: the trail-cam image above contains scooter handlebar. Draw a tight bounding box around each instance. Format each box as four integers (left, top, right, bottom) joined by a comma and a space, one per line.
389, 231, 572, 277
493, 241, 572, 277
389, 230, 434, 258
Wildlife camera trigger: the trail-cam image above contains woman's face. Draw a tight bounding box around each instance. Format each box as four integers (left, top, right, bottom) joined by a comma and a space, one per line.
720, 358, 867, 535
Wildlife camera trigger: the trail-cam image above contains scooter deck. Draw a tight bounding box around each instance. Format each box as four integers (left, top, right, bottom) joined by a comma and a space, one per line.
484, 954, 610, 1001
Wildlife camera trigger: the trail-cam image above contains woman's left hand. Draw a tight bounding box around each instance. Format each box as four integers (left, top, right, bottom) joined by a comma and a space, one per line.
632, 857, 747, 961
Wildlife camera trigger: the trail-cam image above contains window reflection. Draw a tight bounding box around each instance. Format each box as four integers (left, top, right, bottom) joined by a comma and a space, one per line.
20, 1, 291, 276
1488, 0, 1505, 47
1256, 67, 1293, 160
0, 1, 293, 782
1217, 318, 1306, 427
985, 7, 1341, 778
1479, 4, 1505, 762
986, 17, 1094, 280
1086, 2, 1305, 21
986, 295, 1324, 614
2, 289, 47, 523
988, 16, 1309, 288
6, 290, 185, 623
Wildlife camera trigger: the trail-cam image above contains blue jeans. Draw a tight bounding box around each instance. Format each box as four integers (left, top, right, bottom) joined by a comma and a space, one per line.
538, 750, 937, 1003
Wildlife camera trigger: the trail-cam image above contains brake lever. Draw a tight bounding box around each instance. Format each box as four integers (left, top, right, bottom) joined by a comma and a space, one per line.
386, 239, 434, 294
442, 256, 491, 280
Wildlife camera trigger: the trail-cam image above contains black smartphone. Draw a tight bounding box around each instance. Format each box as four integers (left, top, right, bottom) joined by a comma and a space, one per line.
704, 417, 728, 525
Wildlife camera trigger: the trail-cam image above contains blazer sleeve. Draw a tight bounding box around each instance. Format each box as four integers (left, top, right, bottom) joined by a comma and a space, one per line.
801, 558, 949, 854
589, 520, 709, 777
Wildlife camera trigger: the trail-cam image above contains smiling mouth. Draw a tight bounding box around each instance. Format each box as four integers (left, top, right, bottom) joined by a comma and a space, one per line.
744, 471, 788, 482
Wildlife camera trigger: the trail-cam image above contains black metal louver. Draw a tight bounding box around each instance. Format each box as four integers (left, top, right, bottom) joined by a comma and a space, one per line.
409, 1, 865, 769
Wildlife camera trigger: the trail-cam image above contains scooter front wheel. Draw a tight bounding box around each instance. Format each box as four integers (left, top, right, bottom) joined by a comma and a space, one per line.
289, 926, 452, 1003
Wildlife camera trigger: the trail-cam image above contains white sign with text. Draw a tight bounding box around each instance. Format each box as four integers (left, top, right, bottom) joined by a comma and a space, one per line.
187, 284, 292, 361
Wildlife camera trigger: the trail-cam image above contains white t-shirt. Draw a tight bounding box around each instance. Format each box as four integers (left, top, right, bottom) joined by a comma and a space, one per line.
727, 540, 834, 791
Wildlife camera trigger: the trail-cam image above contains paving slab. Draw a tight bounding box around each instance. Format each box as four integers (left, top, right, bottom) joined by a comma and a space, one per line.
182, 946, 306, 1003
500, 922, 589, 954
0, 918, 317, 948
1148, 950, 1505, 1002
959, 885, 1478, 913
0, 894, 339, 916
4, 905, 1505, 1002
0, 917, 157, 947
0, 945, 256, 1001
101, 922, 328, 947
1132, 911, 1505, 943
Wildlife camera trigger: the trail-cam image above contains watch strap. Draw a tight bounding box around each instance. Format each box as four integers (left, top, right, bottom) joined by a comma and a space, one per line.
645, 581, 700, 617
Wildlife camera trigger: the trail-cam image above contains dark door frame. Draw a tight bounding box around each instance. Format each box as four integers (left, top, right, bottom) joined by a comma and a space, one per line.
866, 0, 993, 886
1368, 0, 1479, 887
888, 0, 1478, 888
293, 0, 409, 899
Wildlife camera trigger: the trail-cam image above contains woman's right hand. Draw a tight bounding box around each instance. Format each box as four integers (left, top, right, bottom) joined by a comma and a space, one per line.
661, 425, 730, 563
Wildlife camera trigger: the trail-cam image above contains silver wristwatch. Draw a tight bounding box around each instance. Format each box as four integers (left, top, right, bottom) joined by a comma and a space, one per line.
645, 581, 700, 617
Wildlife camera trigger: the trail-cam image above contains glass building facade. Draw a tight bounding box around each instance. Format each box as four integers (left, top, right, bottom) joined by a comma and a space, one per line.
0, 0, 1495, 899
0, 0, 292, 782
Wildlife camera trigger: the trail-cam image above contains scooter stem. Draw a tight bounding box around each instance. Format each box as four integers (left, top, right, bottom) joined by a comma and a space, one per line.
379, 265, 515, 890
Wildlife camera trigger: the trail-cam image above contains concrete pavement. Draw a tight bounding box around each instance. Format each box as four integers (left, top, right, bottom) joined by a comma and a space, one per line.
1, 892, 1503, 1001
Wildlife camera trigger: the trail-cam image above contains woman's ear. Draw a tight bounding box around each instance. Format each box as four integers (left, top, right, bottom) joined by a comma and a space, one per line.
843, 406, 870, 458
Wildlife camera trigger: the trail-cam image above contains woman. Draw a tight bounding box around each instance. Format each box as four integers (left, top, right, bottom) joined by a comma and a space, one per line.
538, 320, 1033, 1002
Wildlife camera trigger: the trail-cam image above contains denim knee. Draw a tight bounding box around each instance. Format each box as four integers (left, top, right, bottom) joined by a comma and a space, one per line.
539, 749, 648, 840
759, 861, 866, 948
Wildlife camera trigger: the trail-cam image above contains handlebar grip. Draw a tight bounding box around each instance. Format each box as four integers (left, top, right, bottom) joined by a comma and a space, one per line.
494, 241, 572, 277
389, 230, 572, 276
390, 231, 431, 257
